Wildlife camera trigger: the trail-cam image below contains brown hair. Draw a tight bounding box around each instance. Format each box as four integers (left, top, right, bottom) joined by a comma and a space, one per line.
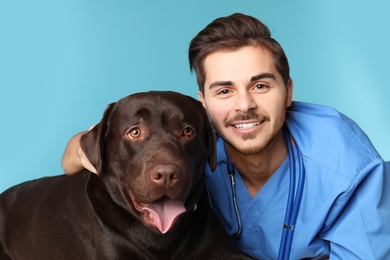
189, 13, 290, 93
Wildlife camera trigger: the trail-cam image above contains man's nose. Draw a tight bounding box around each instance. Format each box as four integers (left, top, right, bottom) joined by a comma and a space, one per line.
234, 91, 256, 112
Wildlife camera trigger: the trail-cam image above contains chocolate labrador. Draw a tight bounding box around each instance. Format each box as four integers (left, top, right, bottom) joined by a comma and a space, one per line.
0, 91, 252, 260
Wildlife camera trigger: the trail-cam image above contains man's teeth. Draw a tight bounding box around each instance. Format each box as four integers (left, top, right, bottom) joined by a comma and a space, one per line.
234, 122, 260, 129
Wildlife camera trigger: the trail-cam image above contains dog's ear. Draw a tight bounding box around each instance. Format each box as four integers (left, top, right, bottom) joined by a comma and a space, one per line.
80, 103, 115, 175
206, 118, 217, 172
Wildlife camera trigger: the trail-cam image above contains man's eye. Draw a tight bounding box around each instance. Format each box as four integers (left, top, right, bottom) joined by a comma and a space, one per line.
217, 89, 230, 95
254, 83, 269, 91
127, 128, 141, 139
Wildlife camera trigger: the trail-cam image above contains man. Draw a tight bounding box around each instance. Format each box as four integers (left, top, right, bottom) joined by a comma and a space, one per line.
63, 13, 390, 259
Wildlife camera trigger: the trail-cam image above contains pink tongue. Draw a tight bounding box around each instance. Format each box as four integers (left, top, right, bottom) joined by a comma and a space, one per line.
142, 199, 186, 234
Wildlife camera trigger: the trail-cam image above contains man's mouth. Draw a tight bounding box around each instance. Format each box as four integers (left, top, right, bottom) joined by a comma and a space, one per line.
233, 122, 261, 129
226, 112, 266, 130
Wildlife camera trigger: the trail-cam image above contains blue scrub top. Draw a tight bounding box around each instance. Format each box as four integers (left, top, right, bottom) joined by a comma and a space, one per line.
205, 101, 390, 260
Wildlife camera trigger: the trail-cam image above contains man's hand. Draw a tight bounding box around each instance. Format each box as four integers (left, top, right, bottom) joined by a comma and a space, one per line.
62, 126, 97, 174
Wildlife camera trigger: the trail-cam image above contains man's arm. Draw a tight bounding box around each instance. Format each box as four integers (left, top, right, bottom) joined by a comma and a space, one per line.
323, 159, 390, 259
62, 131, 97, 174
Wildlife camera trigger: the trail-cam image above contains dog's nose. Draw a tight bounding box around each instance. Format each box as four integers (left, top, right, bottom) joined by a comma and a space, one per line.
150, 164, 182, 188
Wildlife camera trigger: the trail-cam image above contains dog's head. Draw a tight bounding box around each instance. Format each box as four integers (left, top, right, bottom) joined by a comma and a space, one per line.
80, 91, 216, 234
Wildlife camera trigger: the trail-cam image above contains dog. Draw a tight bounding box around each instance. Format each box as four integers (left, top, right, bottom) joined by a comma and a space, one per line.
0, 91, 252, 260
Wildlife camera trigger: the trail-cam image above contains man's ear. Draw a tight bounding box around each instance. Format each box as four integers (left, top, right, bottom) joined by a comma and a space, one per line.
198, 90, 206, 108
80, 103, 115, 175
286, 78, 294, 108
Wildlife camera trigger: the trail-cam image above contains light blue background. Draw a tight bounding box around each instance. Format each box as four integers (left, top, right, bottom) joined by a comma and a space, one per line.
1, 1, 389, 192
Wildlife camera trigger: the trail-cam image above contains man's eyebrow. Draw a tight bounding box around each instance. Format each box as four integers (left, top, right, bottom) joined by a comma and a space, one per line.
251, 73, 276, 82
209, 81, 233, 89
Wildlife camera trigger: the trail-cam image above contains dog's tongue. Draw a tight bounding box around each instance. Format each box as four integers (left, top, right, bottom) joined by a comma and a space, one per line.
142, 199, 186, 234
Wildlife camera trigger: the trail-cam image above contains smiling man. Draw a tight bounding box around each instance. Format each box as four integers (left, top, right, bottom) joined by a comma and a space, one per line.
189, 13, 390, 259
199, 45, 292, 197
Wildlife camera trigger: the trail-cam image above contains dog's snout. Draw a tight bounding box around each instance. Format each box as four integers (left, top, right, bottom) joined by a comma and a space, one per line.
150, 164, 182, 188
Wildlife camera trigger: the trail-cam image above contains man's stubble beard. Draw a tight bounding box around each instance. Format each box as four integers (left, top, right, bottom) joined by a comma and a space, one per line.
220, 128, 280, 156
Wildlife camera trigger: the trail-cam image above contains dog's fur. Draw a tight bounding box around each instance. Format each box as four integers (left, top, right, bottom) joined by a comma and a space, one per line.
0, 91, 252, 260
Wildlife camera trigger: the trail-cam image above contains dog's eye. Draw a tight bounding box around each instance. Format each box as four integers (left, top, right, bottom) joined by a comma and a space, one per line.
128, 128, 141, 139
182, 127, 194, 137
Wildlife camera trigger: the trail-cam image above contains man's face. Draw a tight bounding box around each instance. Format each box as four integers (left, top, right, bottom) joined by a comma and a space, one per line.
199, 46, 293, 155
